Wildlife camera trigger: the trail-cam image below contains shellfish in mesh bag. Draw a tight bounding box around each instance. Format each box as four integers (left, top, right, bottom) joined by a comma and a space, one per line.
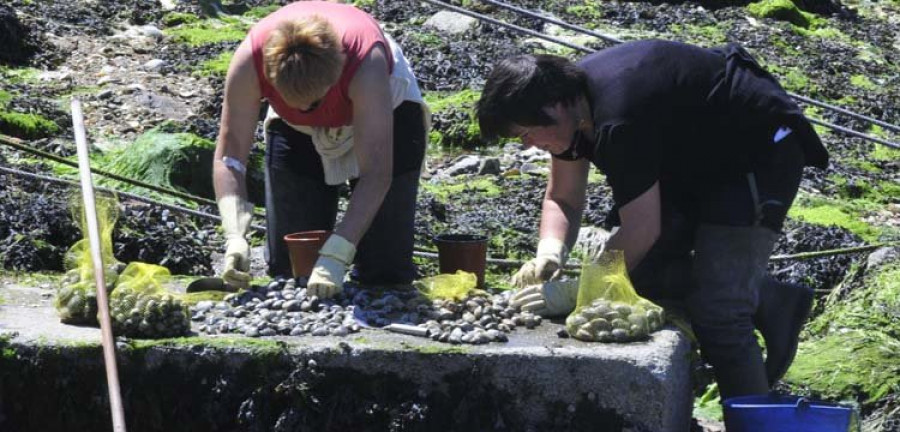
109, 262, 189, 338
56, 193, 123, 324
565, 250, 664, 342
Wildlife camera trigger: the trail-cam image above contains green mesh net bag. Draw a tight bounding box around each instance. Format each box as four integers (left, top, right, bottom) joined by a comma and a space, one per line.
565, 250, 664, 342
110, 262, 190, 338
56, 193, 123, 324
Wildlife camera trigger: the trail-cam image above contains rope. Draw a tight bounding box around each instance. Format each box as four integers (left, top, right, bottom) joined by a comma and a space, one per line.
420, 0, 900, 150
0, 133, 268, 218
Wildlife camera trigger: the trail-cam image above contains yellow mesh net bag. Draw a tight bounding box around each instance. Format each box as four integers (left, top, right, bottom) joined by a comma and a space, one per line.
55, 193, 123, 324
565, 250, 665, 342
110, 262, 190, 338
414, 270, 479, 302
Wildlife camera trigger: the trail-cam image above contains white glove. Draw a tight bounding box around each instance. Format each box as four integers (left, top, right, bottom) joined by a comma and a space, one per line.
510, 279, 580, 317
308, 233, 356, 299
218, 195, 254, 290
510, 237, 568, 288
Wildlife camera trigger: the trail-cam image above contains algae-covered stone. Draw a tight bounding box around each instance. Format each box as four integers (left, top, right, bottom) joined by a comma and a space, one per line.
747, 0, 813, 28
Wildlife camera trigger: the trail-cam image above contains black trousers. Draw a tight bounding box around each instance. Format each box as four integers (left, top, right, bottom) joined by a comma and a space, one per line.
264, 101, 427, 284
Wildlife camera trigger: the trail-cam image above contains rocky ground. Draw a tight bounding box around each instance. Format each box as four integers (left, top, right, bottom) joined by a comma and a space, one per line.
2, 0, 900, 430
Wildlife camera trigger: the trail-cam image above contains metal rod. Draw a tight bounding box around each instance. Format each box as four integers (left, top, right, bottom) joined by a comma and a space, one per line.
789, 92, 900, 135
421, 0, 899, 149
806, 117, 899, 149
71, 99, 127, 432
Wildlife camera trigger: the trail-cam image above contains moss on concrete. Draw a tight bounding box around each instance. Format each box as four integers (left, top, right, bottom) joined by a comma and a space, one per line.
126, 335, 286, 358
179, 290, 229, 306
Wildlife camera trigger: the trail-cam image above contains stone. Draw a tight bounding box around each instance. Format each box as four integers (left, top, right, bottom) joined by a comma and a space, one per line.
423, 11, 479, 35
142, 59, 166, 72
477, 157, 502, 176
442, 155, 481, 176
867, 246, 899, 270
520, 162, 549, 176
96, 89, 114, 100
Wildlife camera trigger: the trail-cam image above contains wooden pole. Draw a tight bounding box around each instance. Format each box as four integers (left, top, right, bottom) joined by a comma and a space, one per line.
71, 99, 127, 432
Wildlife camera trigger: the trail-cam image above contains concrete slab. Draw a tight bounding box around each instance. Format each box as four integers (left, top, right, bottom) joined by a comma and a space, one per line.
0, 279, 692, 431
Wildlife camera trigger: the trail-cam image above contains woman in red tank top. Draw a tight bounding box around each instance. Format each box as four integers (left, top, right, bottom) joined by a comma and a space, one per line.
212, 2, 427, 299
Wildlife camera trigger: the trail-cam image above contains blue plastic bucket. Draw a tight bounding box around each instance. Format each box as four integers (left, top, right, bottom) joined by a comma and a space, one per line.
723, 395, 859, 432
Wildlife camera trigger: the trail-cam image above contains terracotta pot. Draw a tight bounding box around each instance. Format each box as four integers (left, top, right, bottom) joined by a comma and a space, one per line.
433, 233, 488, 288
284, 230, 331, 278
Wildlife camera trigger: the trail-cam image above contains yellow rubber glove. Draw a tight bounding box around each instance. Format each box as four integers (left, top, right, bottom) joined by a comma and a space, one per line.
217, 195, 253, 290
308, 233, 356, 299
510, 279, 580, 317
510, 237, 568, 288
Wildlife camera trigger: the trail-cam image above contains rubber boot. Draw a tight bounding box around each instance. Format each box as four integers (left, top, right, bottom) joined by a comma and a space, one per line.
754, 276, 814, 386
687, 224, 778, 401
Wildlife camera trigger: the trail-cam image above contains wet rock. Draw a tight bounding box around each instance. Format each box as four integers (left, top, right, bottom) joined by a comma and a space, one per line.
142, 58, 167, 72
424, 11, 479, 35
519, 162, 548, 176
867, 247, 899, 270
441, 155, 481, 177
477, 157, 501, 176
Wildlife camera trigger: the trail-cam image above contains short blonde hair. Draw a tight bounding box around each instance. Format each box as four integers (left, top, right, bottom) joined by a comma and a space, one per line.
263, 16, 344, 105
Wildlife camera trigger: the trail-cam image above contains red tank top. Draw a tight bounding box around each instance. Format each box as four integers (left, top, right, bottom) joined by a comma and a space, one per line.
249, 1, 393, 127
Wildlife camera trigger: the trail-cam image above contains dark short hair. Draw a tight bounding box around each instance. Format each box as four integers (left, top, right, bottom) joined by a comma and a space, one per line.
476, 54, 587, 141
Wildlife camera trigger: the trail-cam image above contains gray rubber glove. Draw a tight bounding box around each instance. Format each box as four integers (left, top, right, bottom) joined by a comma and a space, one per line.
510, 279, 580, 317
217, 195, 253, 290
510, 237, 568, 288
308, 233, 356, 299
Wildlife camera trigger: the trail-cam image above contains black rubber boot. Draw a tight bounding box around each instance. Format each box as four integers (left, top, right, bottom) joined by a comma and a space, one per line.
687, 224, 778, 400
754, 276, 814, 386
